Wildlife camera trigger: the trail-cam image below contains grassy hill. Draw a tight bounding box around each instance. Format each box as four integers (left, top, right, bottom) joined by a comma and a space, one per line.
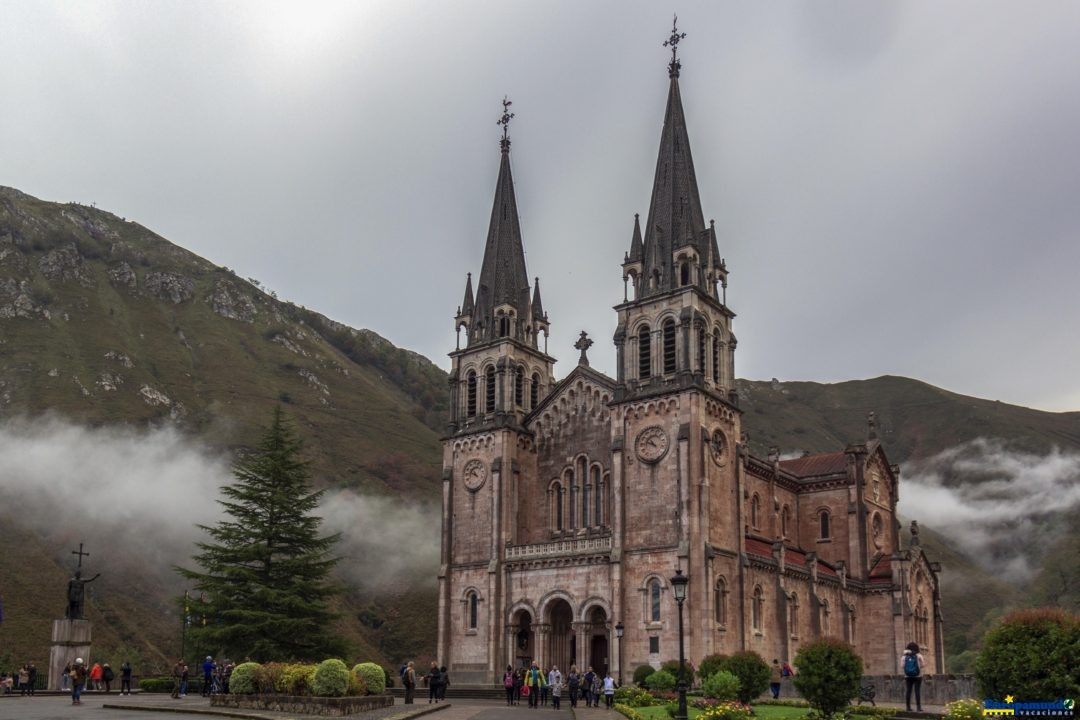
1, 186, 1076, 675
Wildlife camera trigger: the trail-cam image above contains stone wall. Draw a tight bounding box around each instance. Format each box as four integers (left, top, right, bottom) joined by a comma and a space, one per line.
211, 693, 393, 716
774, 675, 978, 706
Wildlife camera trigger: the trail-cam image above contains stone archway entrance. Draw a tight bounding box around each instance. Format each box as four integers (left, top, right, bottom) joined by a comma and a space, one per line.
588, 606, 610, 676
510, 610, 535, 669
547, 599, 574, 672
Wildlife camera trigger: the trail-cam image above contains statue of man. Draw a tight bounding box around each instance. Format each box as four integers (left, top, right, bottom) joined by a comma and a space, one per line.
66, 569, 100, 620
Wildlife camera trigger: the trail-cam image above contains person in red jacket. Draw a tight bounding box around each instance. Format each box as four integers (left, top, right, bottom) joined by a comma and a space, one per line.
89, 662, 104, 691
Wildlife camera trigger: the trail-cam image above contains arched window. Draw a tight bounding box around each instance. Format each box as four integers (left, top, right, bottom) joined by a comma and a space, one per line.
819, 510, 831, 539
712, 330, 721, 385
577, 457, 588, 527
466, 371, 477, 417
649, 579, 662, 622
751, 494, 761, 529
789, 593, 799, 637
514, 366, 524, 407
565, 468, 575, 529
872, 512, 883, 547
638, 325, 651, 379
530, 372, 540, 408
714, 577, 727, 625
553, 482, 565, 531
697, 323, 706, 373
498, 314, 510, 337
915, 600, 927, 645
663, 319, 677, 374
593, 467, 603, 526
484, 366, 496, 414
467, 591, 479, 630
752, 586, 764, 632
680, 262, 690, 286
781, 506, 790, 538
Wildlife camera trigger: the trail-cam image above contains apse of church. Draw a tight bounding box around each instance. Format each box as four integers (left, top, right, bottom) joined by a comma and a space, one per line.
437, 23, 943, 685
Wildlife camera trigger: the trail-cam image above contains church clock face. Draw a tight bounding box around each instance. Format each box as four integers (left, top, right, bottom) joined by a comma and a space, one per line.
462, 459, 487, 492
710, 429, 728, 466
635, 426, 669, 464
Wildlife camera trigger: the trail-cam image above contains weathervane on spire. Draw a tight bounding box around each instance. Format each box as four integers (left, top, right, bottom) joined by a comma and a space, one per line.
497, 96, 514, 152
663, 14, 687, 78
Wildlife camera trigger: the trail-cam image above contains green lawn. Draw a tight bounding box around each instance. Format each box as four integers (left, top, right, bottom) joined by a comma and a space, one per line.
635, 705, 810, 720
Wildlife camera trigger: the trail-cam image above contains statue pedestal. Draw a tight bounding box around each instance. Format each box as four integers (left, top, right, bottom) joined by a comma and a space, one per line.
47, 619, 91, 691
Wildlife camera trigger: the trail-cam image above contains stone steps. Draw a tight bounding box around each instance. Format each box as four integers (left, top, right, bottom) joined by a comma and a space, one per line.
389, 686, 506, 700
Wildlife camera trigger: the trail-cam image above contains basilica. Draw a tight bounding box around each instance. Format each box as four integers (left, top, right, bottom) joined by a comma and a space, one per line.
436, 31, 943, 684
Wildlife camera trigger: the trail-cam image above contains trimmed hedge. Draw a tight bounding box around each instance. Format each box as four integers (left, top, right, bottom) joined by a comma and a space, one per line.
313, 659, 350, 698
229, 662, 260, 694
645, 670, 677, 692
353, 662, 386, 694
632, 664, 656, 685
721, 652, 770, 704
792, 639, 863, 720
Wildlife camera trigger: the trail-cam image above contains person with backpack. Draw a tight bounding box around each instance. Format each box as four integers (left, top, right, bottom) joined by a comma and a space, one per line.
769, 659, 782, 699
70, 658, 88, 705
503, 665, 516, 706
402, 662, 416, 704
582, 667, 595, 707
120, 662, 133, 695
901, 641, 925, 712
567, 666, 580, 708
524, 661, 547, 708
425, 662, 442, 704
102, 663, 114, 693
513, 667, 525, 705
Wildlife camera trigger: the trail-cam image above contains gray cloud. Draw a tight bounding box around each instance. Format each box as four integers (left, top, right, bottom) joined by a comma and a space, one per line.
1, 1, 1078, 411
898, 438, 1080, 582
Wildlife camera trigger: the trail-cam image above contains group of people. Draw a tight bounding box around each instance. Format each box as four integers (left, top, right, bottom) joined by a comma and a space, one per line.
1, 663, 38, 695
168, 657, 236, 698
63, 657, 130, 704
503, 663, 616, 710
399, 661, 451, 704
768, 658, 796, 699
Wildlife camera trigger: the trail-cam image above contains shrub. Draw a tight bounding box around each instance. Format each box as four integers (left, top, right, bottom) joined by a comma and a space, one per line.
312, 659, 350, 697
945, 699, 985, 720
698, 654, 729, 681
279, 664, 318, 695
793, 639, 863, 720
347, 672, 367, 697
633, 664, 656, 686
353, 662, 385, 694
661, 659, 696, 686
721, 651, 770, 704
614, 704, 647, 720
701, 670, 741, 701
975, 608, 1080, 701
230, 662, 261, 694
255, 662, 286, 693
138, 677, 175, 693
645, 670, 677, 692
614, 684, 659, 707
383, 666, 394, 689
700, 700, 754, 720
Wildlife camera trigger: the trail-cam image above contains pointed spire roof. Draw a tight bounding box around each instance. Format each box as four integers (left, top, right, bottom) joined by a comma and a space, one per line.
636, 19, 709, 297
460, 272, 474, 315
531, 277, 544, 319
627, 213, 643, 263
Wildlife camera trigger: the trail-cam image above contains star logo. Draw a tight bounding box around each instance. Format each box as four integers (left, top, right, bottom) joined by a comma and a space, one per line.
1004, 695, 1015, 704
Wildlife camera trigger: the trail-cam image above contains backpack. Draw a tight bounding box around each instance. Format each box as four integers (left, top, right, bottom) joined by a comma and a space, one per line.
504, 672, 514, 689
903, 653, 920, 677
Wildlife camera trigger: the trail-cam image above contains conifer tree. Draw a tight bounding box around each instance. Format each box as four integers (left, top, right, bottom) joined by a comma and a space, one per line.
177, 406, 345, 661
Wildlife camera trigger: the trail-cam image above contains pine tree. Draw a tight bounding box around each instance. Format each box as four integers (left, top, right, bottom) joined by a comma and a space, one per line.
177, 406, 346, 661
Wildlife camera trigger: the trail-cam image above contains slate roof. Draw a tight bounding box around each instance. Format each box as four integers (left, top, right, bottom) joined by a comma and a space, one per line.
779, 451, 849, 478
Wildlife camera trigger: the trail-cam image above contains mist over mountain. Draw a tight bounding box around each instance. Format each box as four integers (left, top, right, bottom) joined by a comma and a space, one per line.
1, 186, 1076, 672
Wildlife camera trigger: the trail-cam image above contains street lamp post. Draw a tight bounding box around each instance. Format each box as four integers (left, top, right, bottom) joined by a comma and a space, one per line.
670, 569, 689, 720
615, 622, 625, 686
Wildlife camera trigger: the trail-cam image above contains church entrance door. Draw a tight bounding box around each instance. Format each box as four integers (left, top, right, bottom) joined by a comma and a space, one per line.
547, 599, 574, 672
513, 610, 535, 668
588, 606, 610, 675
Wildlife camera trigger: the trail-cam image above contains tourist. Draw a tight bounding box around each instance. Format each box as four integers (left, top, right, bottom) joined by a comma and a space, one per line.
525, 661, 547, 708
71, 658, 88, 705
121, 661, 133, 695
590, 669, 602, 708
603, 672, 615, 709
770, 659, 782, 699
202, 656, 216, 696
62, 661, 71, 691
540, 666, 549, 706
550, 672, 562, 710
582, 666, 595, 707
1, 672, 13, 694
503, 665, 515, 706
18, 665, 30, 696
513, 667, 524, 705
426, 661, 442, 704
547, 666, 561, 700
170, 658, 184, 699
901, 641, 925, 713
26, 662, 37, 696
102, 663, 114, 693
567, 666, 580, 708
403, 661, 416, 704
438, 665, 449, 701
180, 662, 190, 697
90, 661, 103, 691
782, 660, 795, 678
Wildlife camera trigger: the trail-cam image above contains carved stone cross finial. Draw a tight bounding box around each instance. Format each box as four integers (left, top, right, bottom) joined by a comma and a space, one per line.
497, 96, 514, 151
574, 330, 593, 367
663, 14, 687, 78
71, 542, 90, 568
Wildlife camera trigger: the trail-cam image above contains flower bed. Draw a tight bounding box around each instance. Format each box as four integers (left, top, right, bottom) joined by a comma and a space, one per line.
211, 693, 393, 716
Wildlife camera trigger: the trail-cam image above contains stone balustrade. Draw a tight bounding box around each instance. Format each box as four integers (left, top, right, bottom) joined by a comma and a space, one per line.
505, 535, 613, 560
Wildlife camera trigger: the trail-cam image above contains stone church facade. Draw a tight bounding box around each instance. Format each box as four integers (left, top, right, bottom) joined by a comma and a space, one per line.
437, 41, 944, 684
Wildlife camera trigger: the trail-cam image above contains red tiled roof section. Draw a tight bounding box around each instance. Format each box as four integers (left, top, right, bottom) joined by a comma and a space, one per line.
744, 537, 838, 577
779, 451, 849, 478
745, 537, 774, 557
869, 554, 892, 581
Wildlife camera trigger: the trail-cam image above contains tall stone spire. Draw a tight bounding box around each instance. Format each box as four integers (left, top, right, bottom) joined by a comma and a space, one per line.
469, 97, 534, 346
637, 18, 711, 297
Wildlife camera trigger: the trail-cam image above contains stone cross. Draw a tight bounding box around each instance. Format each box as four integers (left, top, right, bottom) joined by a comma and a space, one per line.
72, 542, 90, 568
498, 96, 514, 151
663, 14, 687, 78
574, 331, 593, 367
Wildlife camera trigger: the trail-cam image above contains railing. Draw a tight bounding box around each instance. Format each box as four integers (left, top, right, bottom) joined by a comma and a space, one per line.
505, 535, 613, 560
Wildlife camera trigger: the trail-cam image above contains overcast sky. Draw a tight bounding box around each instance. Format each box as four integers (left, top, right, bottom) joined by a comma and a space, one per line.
2, 1, 1078, 412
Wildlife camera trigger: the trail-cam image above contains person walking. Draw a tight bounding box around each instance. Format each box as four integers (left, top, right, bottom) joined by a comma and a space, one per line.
547, 666, 562, 703
513, 667, 525, 705
170, 659, 184, 699
103, 663, 114, 693
426, 662, 442, 704
62, 662, 71, 692
70, 658, 88, 705
18, 665, 30, 696
540, 667, 550, 706
901, 642, 925, 712
403, 662, 416, 704
551, 672, 563, 710
525, 661, 547, 708
603, 672, 616, 709
120, 662, 133, 695
202, 657, 216, 696
769, 659, 782, 699
504, 665, 516, 706
438, 666, 449, 701
180, 662, 190, 697
583, 666, 597, 707
591, 670, 602, 708
26, 663, 37, 696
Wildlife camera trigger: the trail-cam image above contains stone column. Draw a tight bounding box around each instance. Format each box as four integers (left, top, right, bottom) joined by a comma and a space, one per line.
48, 619, 91, 691
536, 624, 551, 669
574, 622, 591, 671
507, 624, 520, 669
